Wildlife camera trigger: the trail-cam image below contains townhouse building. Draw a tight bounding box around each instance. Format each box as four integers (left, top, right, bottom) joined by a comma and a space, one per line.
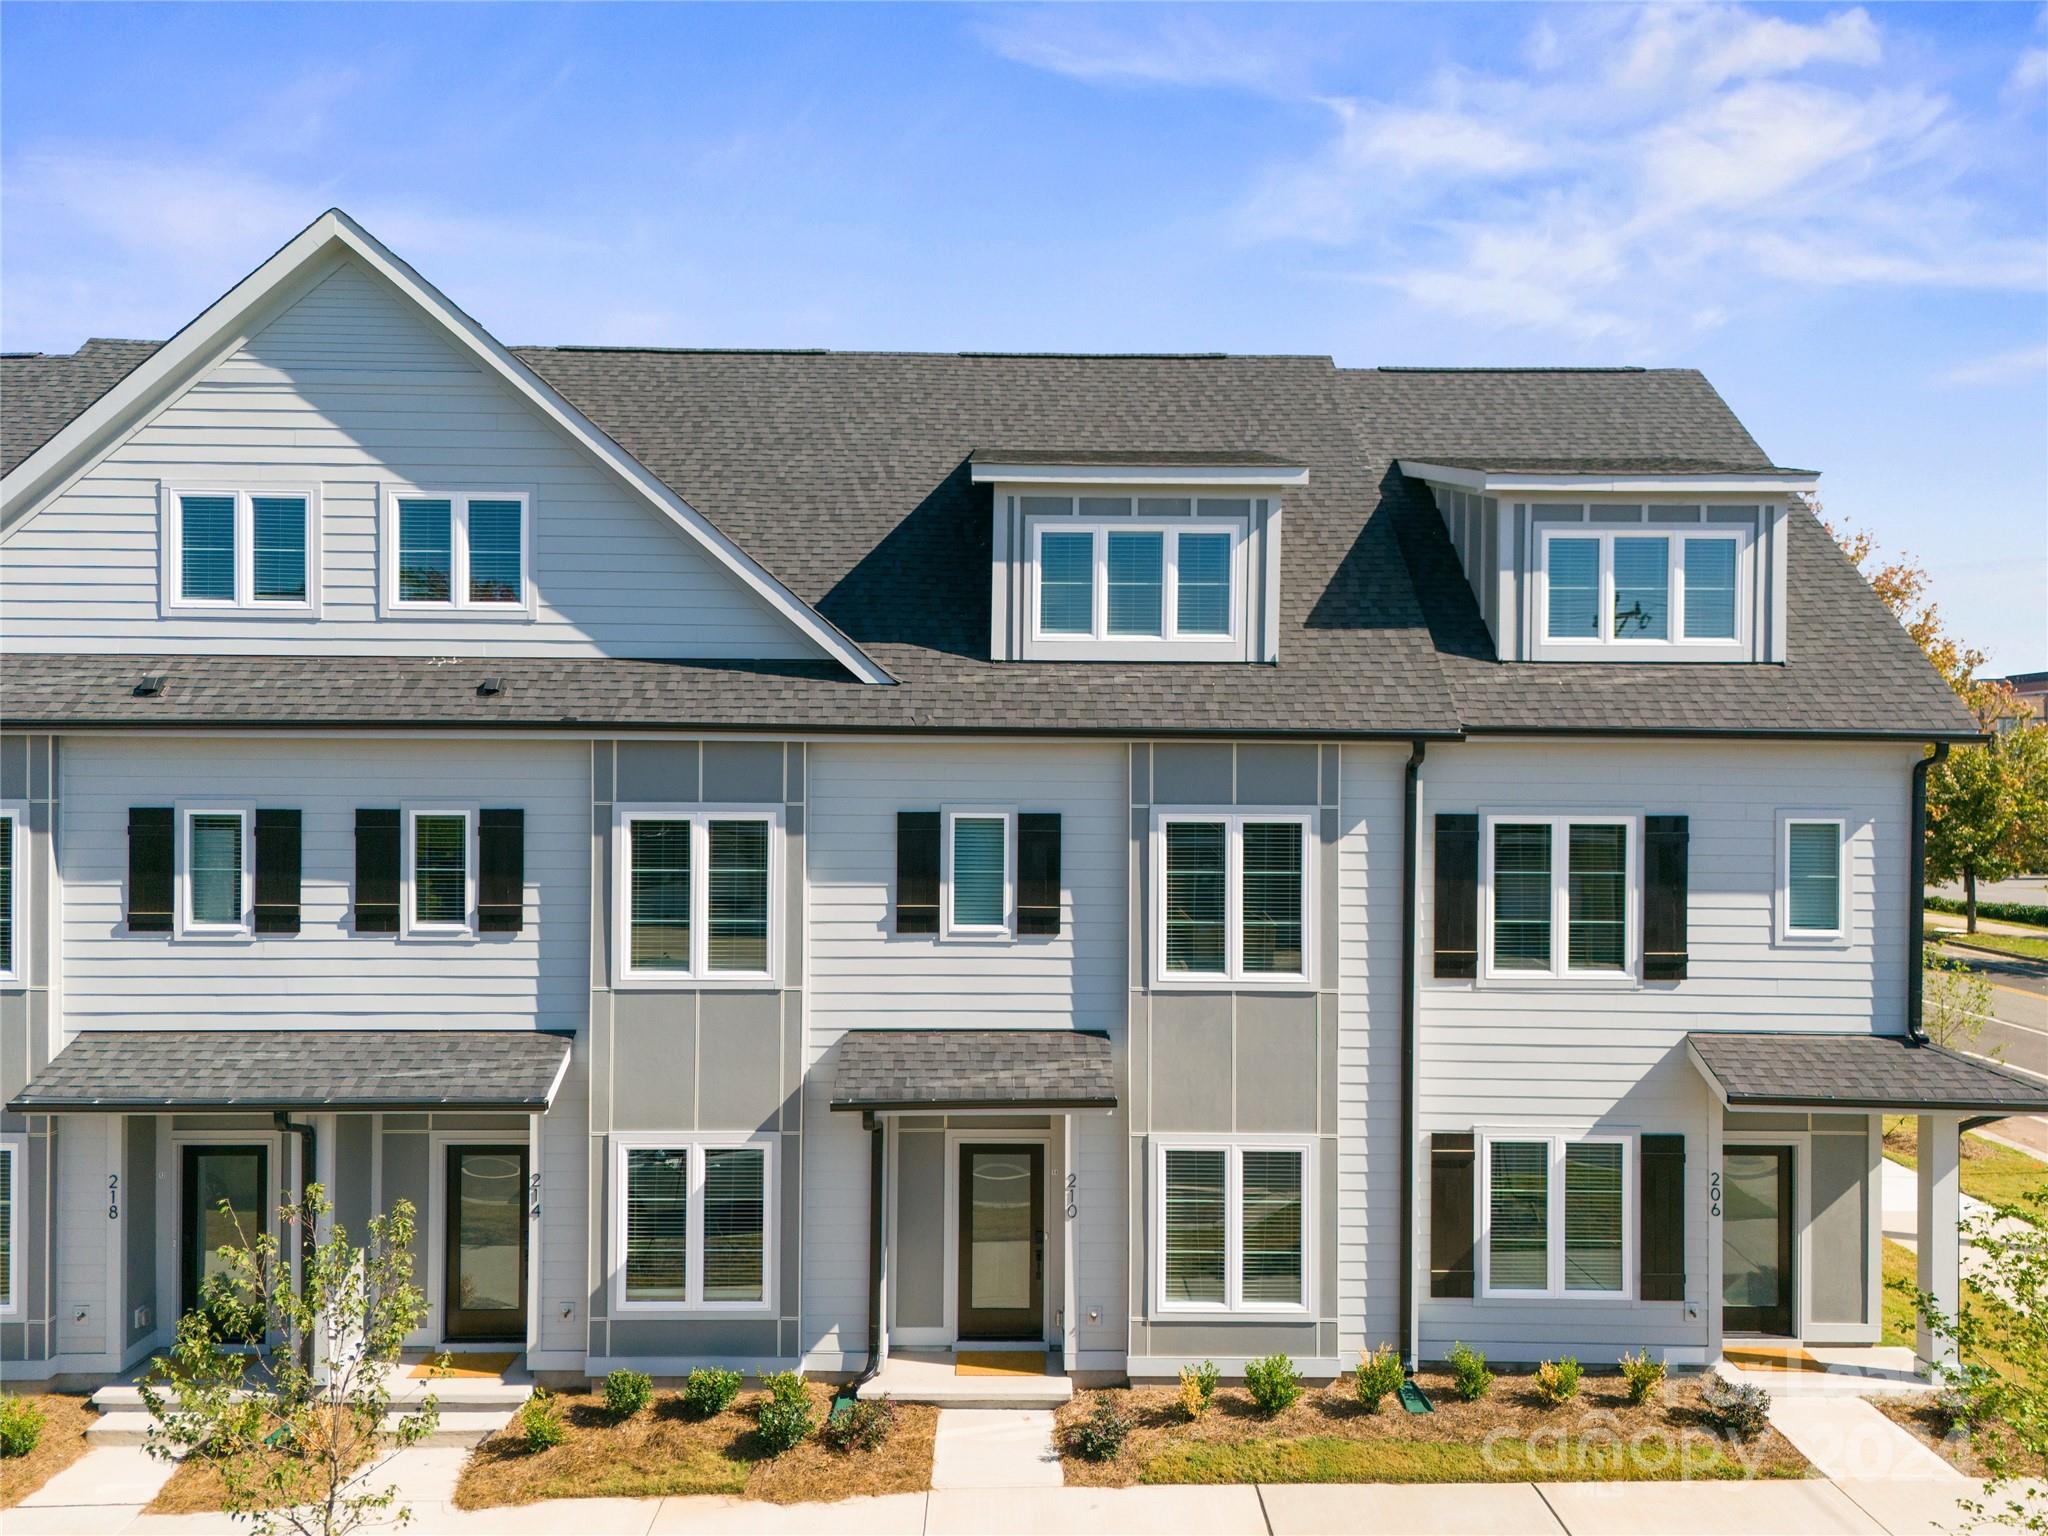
0, 211, 2038, 1394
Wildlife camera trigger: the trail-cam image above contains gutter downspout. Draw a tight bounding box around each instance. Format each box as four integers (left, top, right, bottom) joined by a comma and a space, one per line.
274, 1112, 317, 1368
1399, 739, 1426, 1371
1906, 742, 1950, 1045
858, 1112, 885, 1390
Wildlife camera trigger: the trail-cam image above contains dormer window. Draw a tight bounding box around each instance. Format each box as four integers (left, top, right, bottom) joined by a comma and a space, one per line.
1540, 528, 1745, 645
1029, 509, 1243, 645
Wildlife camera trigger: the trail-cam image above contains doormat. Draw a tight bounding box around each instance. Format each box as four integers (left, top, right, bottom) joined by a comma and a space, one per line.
1723, 1345, 1826, 1373
411, 1352, 519, 1380
956, 1351, 1047, 1377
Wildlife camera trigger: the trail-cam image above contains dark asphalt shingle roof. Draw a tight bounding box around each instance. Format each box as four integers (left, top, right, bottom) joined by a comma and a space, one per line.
0, 339, 157, 476
1686, 1031, 2048, 1112
830, 1028, 1118, 1111
7, 1029, 573, 1111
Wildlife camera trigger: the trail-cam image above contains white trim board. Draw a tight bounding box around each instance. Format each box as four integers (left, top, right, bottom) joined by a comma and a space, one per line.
1399, 461, 1820, 495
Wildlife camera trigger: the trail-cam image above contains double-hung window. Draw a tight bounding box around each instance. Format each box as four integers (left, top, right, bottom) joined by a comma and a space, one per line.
1154, 1139, 1312, 1314
1480, 1132, 1631, 1297
177, 805, 253, 939
0, 1131, 20, 1317
1025, 502, 1247, 650
1780, 815, 1846, 941
0, 806, 20, 985
162, 488, 317, 614
403, 807, 475, 938
613, 1136, 775, 1313
1482, 814, 1635, 979
1155, 810, 1313, 985
1539, 528, 1745, 646
384, 490, 531, 613
943, 807, 1014, 939
614, 807, 780, 983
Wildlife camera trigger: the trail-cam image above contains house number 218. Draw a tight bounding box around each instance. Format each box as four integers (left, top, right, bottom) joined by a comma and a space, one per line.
1708, 1170, 1722, 1219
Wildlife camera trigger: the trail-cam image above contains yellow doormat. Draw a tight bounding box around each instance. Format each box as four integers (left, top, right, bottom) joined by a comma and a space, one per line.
411, 1352, 519, 1380
1724, 1344, 1827, 1373
956, 1350, 1047, 1377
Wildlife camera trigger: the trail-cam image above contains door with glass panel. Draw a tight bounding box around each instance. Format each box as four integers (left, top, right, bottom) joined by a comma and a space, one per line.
1722, 1146, 1795, 1336
444, 1146, 528, 1342
182, 1145, 269, 1331
957, 1145, 1044, 1340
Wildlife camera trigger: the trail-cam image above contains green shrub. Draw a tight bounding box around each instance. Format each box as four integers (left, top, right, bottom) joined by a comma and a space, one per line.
1177, 1359, 1220, 1420
1925, 896, 2048, 928
762, 1370, 808, 1408
515, 1388, 566, 1452
1533, 1357, 1583, 1406
0, 1395, 45, 1458
602, 1369, 653, 1421
755, 1373, 813, 1455
1066, 1398, 1131, 1461
1243, 1354, 1303, 1416
1352, 1345, 1405, 1413
1700, 1375, 1771, 1442
819, 1395, 895, 1453
1619, 1350, 1666, 1406
1446, 1342, 1494, 1402
680, 1367, 743, 1418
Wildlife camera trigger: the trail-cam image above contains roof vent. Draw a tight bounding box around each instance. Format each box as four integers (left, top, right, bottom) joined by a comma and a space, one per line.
477, 676, 503, 698
132, 673, 165, 698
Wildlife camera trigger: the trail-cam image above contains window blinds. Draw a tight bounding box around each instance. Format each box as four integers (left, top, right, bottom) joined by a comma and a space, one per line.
413, 814, 467, 924
1240, 1149, 1304, 1305
1165, 821, 1226, 973
1566, 824, 1627, 971
1492, 823, 1552, 970
250, 495, 307, 602
630, 819, 692, 970
1163, 1148, 1226, 1304
397, 499, 453, 602
707, 820, 769, 970
950, 816, 1006, 929
188, 813, 243, 925
1488, 1140, 1549, 1290
1564, 1142, 1624, 1292
467, 499, 523, 603
1788, 822, 1841, 931
702, 1148, 766, 1302
624, 1149, 689, 1302
1241, 822, 1304, 974
180, 494, 237, 601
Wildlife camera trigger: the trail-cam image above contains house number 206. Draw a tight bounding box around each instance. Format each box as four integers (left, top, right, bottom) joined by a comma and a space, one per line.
1708, 1170, 1722, 1219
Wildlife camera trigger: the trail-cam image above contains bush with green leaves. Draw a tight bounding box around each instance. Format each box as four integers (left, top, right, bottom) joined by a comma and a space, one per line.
0, 1395, 46, 1458
818, 1395, 895, 1453
1700, 1375, 1770, 1443
754, 1372, 813, 1455
1066, 1397, 1131, 1461
1533, 1357, 1583, 1406
516, 1389, 566, 1452
1177, 1359, 1220, 1420
1446, 1342, 1494, 1402
680, 1367, 743, 1419
1619, 1350, 1666, 1406
1352, 1345, 1404, 1413
602, 1369, 652, 1421
1243, 1354, 1303, 1416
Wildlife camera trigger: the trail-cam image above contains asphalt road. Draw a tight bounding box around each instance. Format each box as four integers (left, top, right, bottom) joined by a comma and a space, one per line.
1935, 940, 2048, 1155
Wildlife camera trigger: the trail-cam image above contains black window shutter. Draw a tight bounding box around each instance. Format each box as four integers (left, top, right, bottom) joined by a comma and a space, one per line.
1640, 1133, 1686, 1301
127, 807, 174, 932
896, 811, 940, 935
1017, 813, 1062, 936
1433, 813, 1479, 978
253, 809, 302, 935
478, 808, 525, 933
1644, 815, 1689, 980
353, 808, 400, 933
1429, 1132, 1476, 1298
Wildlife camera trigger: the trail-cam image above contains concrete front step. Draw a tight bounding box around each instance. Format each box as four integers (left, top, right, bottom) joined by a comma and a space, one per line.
856, 1353, 1074, 1408
92, 1377, 531, 1412
88, 1407, 515, 1449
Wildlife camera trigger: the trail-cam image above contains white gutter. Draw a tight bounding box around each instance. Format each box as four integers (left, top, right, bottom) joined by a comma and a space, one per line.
1397, 460, 1821, 495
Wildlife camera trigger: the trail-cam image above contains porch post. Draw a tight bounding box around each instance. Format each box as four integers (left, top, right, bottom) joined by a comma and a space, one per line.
527, 1112, 543, 1358
1914, 1112, 1963, 1373
1062, 1113, 1079, 1374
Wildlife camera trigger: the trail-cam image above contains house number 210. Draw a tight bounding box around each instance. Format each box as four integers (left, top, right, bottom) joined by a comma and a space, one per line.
1064, 1173, 1078, 1220
1708, 1170, 1722, 1219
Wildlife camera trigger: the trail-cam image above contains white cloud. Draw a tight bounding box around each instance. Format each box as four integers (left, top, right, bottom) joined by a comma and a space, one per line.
974, 7, 1304, 92
2010, 46, 2048, 97
1936, 342, 2048, 386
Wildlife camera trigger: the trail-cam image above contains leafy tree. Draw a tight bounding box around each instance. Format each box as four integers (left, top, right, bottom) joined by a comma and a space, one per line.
1922, 951, 1996, 1055
140, 1186, 440, 1536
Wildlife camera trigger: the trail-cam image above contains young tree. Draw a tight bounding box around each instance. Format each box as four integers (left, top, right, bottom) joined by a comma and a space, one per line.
140, 1186, 440, 1536
1922, 951, 1997, 1056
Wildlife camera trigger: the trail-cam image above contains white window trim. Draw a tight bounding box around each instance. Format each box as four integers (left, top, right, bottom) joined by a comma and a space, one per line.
0, 803, 24, 987
1479, 812, 1640, 983
0, 1130, 23, 1317
175, 803, 254, 941
612, 805, 784, 987
402, 805, 478, 941
1477, 1129, 1636, 1301
1150, 1135, 1315, 1320
1777, 813, 1849, 944
942, 805, 1017, 941
610, 1134, 778, 1316
159, 484, 322, 617
1534, 524, 1749, 650
1027, 517, 1247, 646
379, 487, 536, 618
1150, 808, 1317, 989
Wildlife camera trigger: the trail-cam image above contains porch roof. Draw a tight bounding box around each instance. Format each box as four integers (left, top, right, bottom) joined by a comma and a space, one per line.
1686, 1031, 2048, 1114
6, 1029, 573, 1113
830, 1028, 1118, 1113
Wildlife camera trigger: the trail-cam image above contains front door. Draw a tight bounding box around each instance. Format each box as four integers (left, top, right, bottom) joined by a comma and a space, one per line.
182, 1144, 269, 1328
1722, 1145, 1795, 1336
957, 1144, 1044, 1341
444, 1146, 529, 1343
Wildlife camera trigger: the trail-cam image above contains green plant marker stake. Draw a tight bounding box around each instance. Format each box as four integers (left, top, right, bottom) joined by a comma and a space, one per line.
1397, 1380, 1434, 1414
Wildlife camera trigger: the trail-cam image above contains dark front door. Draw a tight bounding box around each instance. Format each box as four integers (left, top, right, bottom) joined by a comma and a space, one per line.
957, 1144, 1044, 1341
445, 1146, 529, 1342
1722, 1145, 1795, 1336
182, 1144, 269, 1327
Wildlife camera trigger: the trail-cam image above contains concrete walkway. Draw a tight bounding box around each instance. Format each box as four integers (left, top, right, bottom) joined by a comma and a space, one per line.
1766, 1396, 1965, 1482
930, 1408, 1062, 1489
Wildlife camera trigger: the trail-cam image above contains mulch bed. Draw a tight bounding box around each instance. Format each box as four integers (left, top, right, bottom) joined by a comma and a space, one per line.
1874, 1393, 2046, 1480
1057, 1369, 1813, 1487
0, 1394, 96, 1510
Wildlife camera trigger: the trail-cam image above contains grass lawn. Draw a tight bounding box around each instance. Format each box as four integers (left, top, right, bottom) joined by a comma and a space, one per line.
1058, 1371, 1811, 1488
0, 1394, 95, 1509
1881, 1236, 2034, 1387
1882, 1119, 2048, 1208
454, 1383, 936, 1508
1934, 930, 2048, 963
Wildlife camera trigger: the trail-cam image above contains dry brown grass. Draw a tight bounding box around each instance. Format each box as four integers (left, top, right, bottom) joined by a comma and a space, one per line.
1874, 1393, 2047, 1480
454, 1384, 937, 1509
1057, 1369, 1814, 1487
0, 1394, 95, 1509
145, 1408, 377, 1515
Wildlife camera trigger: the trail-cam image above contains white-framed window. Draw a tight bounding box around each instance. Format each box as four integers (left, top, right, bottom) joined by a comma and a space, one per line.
1479, 1130, 1633, 1299
1025, 503, 1248, 647
176, 804, 253, 939
1481, 813, 1637, 980
1779, 815, 1847, 942
1538, 526, 1746, 646
159, 486, 319, 615
403, 806, 476, 938
1152, 1137, 1313, 1316
1152, 809, 1314, 987
613, 806, 781, 985
611, 1135, 776, 1314
0, 804, 22, 985
381, 489, 532, 615
0, 1130, 20, 1317
943, 806, 1015, 940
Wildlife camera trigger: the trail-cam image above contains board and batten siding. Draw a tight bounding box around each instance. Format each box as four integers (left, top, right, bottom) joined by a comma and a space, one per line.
1414, 739, 1917, 1362
0, 256, 820, 661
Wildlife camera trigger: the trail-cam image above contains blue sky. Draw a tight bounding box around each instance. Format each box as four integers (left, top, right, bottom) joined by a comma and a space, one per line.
4, 2, 2043, 670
